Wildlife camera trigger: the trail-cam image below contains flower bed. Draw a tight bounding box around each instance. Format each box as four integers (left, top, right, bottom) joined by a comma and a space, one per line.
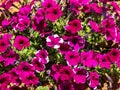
0, 0, 120, 90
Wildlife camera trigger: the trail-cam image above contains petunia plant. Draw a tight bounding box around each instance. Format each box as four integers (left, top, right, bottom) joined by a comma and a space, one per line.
0, 0, 120, 90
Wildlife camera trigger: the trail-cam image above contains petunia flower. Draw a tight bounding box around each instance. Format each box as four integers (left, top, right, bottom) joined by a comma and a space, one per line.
20, 72, 39, 87
46, 34, 63, 49
73, 68, 87, 84
59, 66, 74, 81
17, 17, 30, 31
46, 5, 62, 22
64, 19, 82, 34
107, 48, 120, 63
65, 51, 80, 66
99, 54, 111, 69
89, 71, 99, 88
41, 0, 58, 9
32, 57, 45, 72
3, 49, 19, 67
13, 35, 30, 50
0, 38, 9, 53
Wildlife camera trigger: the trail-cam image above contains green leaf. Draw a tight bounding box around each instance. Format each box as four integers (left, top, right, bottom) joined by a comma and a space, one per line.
36, 86, 49, 90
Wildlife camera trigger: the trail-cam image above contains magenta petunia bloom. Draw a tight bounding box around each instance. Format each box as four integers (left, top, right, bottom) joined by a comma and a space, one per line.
65, 51, 80, 66
73, 68, 87, 84
81, 51, 99, 68
89, 20, 100, 32
0, 73, 11, 87
32, 8, 47, 33
46, 6, 62, 22
36, 49, 48, 59
32, 57, 45, 72
46, 34, 63, 49
58, 42, 71, 54
99, 54, 111, 69
36, 49, 49, 64
0, 38, 9, 53
8, 68, 21, 85
108, 48, 120, 63
17, 5, 31, 18
3, 49, 19, 67
20, 72, 39, 87
2, 19, 10, 27
51, 64, 64, 81
59, 66, 74, 81
65, 19, 82, 34
13, 35, 30, 50
68, 35, 84, 51
58, 80, 74, 90
16, 62, 34, 76
41, 0, 58, 9
17, 17, 30, 31
89, 71, 99, 88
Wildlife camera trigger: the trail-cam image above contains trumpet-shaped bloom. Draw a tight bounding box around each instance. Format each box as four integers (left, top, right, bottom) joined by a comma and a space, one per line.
65, 19, 82, 34
13, 35, 30, 50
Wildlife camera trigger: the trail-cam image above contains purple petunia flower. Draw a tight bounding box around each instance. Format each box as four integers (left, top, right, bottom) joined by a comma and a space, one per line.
46, 34, 63, 49
89, 20, 100, 32
65, 51, 80, 66
3, 49, 19, 67
16, 62, 34, 76
0, 37, 10, 53
41, 0, 58, 9
20, 72, 39, 87
108, 48, 120, 63
17, 5, 31, 18
36, 49, 49, 64
51, 64, 64, 81
99, 54, 111, 69
58, 80, 74, 90
0, 73, 11, 88
65, 19, 82, 34
81, 51, 98, 68
2, 19, 10, 27
46, 5, 62, 22
17, 17, 30, 31
32, 8, 47, 33
32, 57, 45, 72
59, 66, 74, 81
89, 71, 99, 88
58, 42, 71, 54
13, 35, 30, 50
73, 68, 87, 84
68, 35, 84, 51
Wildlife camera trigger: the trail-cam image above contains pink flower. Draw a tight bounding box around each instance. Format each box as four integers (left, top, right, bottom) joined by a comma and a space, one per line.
59, 66, 74, 81
108, 48, 120, 63
2, 19, 10, 27
32, 57, 45, 72
89, 71, 99, 88
20, 72, 39, 87
89, 20, 100, 32
65, 19, 82, 34
46, 6, 62, 22
65, 51, 80, 66
13, 35, 30, 50
73, 68, 87, 83
3, 49, 19, 67
99, 54, 111, 69
17, 17, 30, 31
0, 38, 9, 53
46, 34, 63, 49
41, 0, 58, 9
